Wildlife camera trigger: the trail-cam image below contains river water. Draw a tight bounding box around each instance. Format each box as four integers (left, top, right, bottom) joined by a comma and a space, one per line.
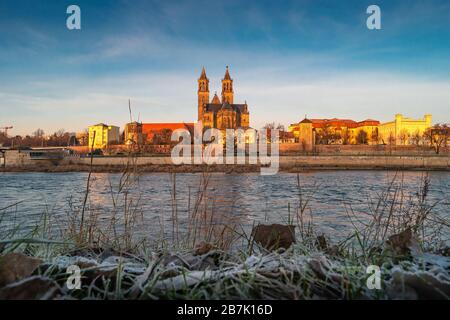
0, 171, 449, 245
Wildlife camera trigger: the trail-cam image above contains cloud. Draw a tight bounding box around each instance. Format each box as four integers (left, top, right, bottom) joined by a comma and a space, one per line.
1, 0, 450, 136
2, 69, 449, 135
239, 72, 450, 127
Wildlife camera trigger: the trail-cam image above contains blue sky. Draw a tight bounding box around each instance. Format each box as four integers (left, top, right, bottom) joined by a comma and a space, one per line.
0, 0, 450, 135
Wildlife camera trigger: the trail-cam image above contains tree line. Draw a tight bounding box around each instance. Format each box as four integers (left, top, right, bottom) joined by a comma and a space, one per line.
0, 129, 78, 148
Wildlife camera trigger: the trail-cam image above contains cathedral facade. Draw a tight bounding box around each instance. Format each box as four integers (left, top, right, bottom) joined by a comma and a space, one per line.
198, 67, 250, 130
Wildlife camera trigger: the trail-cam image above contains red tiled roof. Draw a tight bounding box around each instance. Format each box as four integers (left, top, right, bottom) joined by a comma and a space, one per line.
142, 123, 194, 139
142, 123, 194, 132
358, 119, 380, 126
310, 119, 356, 129
308, 118, 380, 129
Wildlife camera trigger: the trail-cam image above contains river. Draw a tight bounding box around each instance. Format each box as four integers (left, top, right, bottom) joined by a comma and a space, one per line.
0, 171, 449, 245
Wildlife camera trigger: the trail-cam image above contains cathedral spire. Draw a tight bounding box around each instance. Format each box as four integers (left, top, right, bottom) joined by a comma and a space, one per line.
223, 66, 231, 80
199, 67, 207, 80
198, 67, 210, 121
221, 66, 234, 104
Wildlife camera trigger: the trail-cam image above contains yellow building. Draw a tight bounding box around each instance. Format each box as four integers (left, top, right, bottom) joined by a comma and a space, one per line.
88, 123, 120, 149
289, 118, 380, 145
298, 119, 313, 151
379, 114, 432, 145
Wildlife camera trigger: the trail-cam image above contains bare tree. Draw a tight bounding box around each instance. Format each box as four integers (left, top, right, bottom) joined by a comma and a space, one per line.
356, 130, 368, 145
411, 130, 422, 146
424, 123, 449, 154
371, 129, 380, 145
31, 128, 45, 147
152, 129, 173, 145
0, 132, 10, 147
342, 129, 351, 145
55, 128, 66, 137
399, 129, 409, 145
33, 128, 45, 138
316, 125, 336, 145
387, 132, 396, 145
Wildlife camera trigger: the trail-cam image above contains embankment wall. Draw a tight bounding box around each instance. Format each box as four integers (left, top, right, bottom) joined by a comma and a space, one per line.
60, 155, 450, 171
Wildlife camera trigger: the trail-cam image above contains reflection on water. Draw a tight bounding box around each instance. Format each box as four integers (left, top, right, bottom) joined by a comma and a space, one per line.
0, 171, 449, 243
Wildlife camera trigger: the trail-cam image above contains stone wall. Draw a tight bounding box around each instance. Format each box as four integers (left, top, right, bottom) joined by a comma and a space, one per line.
3, 149, 449, 171
278, 155, 449, 170
62, 155, 449, 170
68, 144, 173, 155
69, 143, 449, 157
279, 143, 449, 156
3, 150, 31, 167
3, 150, 64, 168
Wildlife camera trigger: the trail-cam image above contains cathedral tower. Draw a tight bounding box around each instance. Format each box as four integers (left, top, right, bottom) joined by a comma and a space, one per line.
221, 66, 234, 104
198, 67, 210, 121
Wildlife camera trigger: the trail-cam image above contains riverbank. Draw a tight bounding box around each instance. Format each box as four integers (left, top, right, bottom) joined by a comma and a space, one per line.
1, 155, 449, 172
1, 168, 449, 299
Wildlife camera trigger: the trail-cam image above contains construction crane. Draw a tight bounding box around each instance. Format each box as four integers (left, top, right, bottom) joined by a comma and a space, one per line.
0, 126, 13, 137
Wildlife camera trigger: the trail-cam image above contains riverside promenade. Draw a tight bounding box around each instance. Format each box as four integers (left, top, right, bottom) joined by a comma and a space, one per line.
2, 154, 449, 172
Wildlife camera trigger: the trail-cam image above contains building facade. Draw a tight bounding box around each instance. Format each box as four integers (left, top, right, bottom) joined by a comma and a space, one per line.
124, 122, 144, 146
289, 118, 380, 145
141, 123, 194, 144
198, 67, 250, 131
88, 124, 120, 149
289, 114, 434, 146
298, 119, 314, 151
378, 114, 432, 145
75, 132, 89, 146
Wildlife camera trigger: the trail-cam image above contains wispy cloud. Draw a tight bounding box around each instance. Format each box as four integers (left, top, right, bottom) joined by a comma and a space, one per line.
2, 69, 449, 135
1, 0, 450, 135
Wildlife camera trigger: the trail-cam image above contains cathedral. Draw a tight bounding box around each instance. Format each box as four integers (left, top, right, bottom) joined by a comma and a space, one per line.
198, 67, 250, 130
